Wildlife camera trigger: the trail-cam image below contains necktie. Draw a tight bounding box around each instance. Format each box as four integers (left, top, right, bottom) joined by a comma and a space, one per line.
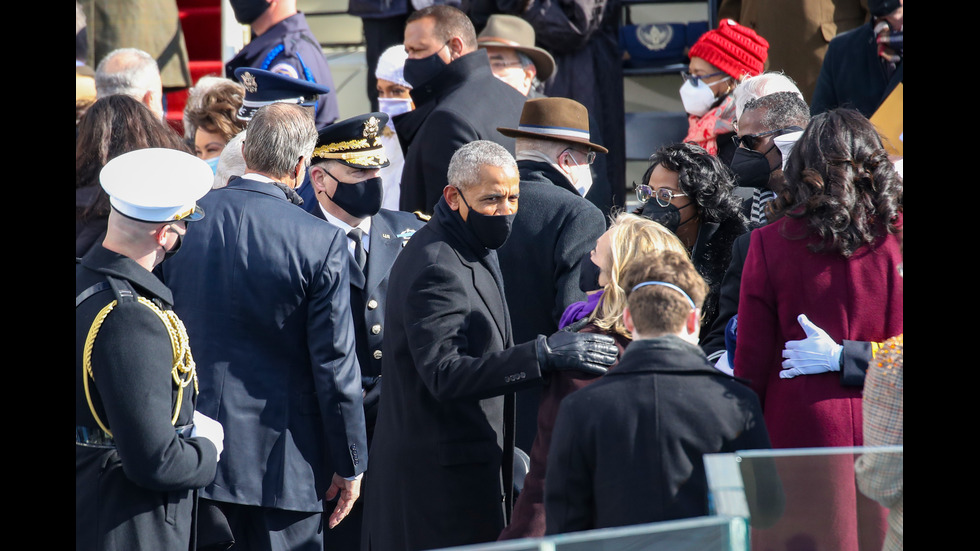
348, 228, 367, 273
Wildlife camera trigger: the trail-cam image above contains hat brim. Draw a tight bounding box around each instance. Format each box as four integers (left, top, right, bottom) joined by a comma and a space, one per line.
330, 153, 391, 170
497, 126, 608, 154
479, 41, 556, 82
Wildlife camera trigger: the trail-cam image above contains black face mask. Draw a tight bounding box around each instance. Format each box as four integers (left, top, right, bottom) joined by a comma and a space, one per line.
641, 200, 697, 234
325, 171, 384, 219
458, 190, 515, 250
730, 144, 778, 189
228, 0, 270, 24
403, 47, 448, 89
162, 226, 183, 260
578, 250, 602, 293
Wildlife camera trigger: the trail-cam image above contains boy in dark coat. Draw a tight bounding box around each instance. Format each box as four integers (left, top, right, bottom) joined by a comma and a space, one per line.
545, 250, 775, 534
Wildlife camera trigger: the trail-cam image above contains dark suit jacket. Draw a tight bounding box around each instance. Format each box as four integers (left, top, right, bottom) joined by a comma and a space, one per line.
160, 176, 367, 513
304, 204, 425, 551
362, 197, 544, 551
398, 50, 526, 214
545, 335, 773, 534
810, 20, 903, 118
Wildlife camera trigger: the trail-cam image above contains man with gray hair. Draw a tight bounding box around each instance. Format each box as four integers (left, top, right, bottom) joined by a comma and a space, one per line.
362, 140, 617, 551
160, 102, 368, 551
95, 47, 164, 120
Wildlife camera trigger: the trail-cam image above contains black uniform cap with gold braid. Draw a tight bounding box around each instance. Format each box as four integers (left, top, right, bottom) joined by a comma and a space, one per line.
312, 112, 391, 170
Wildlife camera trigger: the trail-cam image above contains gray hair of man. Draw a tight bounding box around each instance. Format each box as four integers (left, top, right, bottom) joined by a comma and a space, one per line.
733, 71, 805, 121
214, 130, 247, 189
95, 48, 160, 100
447, 140, 517, 191
242, 103, 317, 179
742, 91, 811, 131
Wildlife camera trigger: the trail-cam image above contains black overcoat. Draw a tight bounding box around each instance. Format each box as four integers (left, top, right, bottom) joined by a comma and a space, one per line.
76, 246, 218, 550
398, 51, 527, 214
362, 198, 544, 551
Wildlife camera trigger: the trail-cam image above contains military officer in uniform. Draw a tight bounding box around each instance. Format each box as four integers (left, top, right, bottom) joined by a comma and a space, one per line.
76, 148, 225, 550
233, 66, 331, 123
303, 111, 427, 550
226, 0, 341, 128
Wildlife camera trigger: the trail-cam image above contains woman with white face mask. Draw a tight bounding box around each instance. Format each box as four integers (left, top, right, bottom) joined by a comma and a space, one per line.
374, 45, 416, 211
680, 19, 769, 166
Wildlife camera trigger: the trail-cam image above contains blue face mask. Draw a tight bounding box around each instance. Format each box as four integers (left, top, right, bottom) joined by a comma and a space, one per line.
204, 156, 220, 175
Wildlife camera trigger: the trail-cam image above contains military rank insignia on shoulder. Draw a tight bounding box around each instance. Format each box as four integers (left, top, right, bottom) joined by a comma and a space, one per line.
413, 211, 431, 222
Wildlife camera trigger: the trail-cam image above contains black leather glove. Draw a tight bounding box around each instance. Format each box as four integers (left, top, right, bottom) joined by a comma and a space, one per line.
535, 331, 618, 376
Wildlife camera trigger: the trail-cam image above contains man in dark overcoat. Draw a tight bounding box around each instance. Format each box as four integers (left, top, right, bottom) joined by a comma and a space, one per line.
361, 140, 618, 551
545, 250, 777, 535
303, 111, 427, 550
76, 148, 223, 550
495, 97, 607, 451
397, 5, 526, 214
159, 103, 367, 551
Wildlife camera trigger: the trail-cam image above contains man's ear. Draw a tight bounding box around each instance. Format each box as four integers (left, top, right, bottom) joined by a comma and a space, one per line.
443, 185, 460, 210
448, 36, 465, 59
154, 224, 170, 247
686, 307, 700, 336
623, 305, 636, 335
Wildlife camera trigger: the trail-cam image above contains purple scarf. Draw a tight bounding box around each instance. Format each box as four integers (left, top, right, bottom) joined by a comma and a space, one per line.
558, 290, 605, 329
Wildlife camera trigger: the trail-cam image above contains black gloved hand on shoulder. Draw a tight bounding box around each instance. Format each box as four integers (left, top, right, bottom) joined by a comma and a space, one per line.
535, 331, 618, 377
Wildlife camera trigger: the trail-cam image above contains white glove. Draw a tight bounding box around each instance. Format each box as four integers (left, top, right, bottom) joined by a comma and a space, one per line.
192, 411, 224, 461
780, 314, 843, 379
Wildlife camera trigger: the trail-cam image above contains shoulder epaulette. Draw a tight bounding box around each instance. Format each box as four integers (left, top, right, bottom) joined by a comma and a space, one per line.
413, 210, 431, 222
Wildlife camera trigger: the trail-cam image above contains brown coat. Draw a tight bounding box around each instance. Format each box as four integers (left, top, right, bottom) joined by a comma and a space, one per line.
717, 0, 869, 102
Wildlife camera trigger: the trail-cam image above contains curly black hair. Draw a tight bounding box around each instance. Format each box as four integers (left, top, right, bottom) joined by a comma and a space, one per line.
769, 108, 903, 257
642, 142, 747, 225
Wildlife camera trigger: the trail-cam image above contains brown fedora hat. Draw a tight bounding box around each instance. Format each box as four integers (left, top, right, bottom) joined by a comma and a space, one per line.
498, 97, 608, 153
477, 14, 556, 82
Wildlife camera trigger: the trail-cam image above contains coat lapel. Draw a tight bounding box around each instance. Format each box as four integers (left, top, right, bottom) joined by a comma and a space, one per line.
310, 203, 365, 290
365, 213, 401, 295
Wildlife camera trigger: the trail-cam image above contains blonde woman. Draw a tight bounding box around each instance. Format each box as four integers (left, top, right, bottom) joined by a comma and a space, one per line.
501, 212, 689, 540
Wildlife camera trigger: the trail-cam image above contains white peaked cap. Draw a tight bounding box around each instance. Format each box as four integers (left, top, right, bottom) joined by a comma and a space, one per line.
100, 148, 213, 223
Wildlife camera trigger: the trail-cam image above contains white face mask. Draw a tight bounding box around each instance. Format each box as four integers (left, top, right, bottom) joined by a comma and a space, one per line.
679, 77, 729, 117
378, 97, 413, 118
566, 155, 594, 196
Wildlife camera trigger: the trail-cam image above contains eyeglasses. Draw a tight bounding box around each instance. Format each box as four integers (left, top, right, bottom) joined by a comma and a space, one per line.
732, 126, 804, 150
635, 184, 689, 207
489, 60, 524, 71
681, 70, 726, 86
563, 148, 597, 165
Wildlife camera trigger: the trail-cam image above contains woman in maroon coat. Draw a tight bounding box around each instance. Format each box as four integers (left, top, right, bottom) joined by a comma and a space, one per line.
734, 108, 902, 551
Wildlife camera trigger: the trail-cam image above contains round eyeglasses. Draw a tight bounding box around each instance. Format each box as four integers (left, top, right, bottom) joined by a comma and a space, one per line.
635, 184, 689, 207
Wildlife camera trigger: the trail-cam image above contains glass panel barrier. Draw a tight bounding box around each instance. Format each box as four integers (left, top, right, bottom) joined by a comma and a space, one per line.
706, 446, 903, 551
434, 516, 745, 551
430, 446, 901, 551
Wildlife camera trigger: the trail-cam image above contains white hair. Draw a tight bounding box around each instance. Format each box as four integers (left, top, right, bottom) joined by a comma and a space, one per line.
447, 140, 517, 191
733, 71, 804, 121
214, 130, 248, 189
95, 48, 161, 101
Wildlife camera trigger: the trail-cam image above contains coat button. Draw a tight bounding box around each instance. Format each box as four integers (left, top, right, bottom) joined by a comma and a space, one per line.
371, 324, 382, 335
367, 299, 378, 310
373, 350, 382, 360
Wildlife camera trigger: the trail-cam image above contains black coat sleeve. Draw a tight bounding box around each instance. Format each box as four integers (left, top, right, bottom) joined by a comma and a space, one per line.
701, 231, 751, 359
